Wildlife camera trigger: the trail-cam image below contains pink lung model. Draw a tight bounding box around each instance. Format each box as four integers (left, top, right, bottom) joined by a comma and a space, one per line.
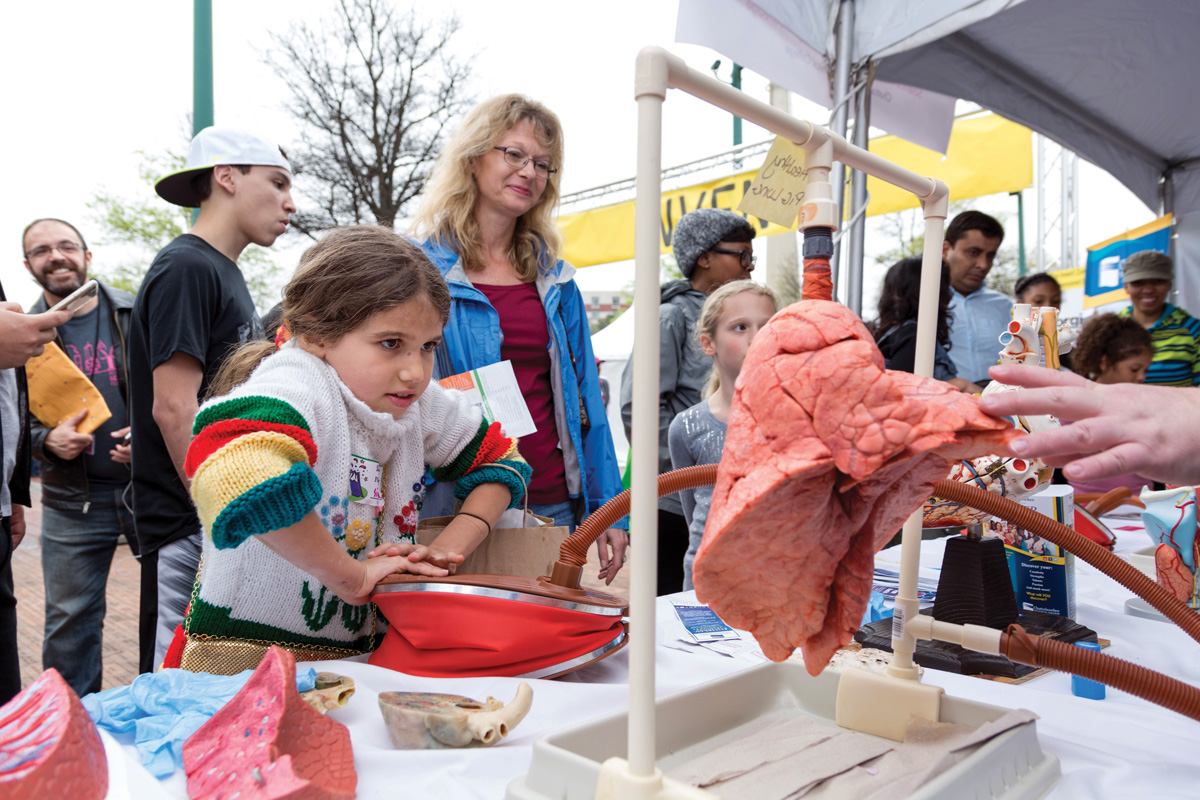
183, 646, 357, 800
0, 668, 107, 800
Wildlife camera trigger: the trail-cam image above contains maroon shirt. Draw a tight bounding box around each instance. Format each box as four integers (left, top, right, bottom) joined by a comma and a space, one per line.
475, 282, 568, 504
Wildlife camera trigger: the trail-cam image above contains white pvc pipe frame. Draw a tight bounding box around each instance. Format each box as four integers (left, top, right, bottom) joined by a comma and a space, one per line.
629, 46, 950, 776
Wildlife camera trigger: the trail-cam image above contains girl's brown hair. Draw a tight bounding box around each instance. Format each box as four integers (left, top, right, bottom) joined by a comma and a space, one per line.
695, 279, 779, 397
410, 94, 564, 282
1071, 313, 1154, 380
209, 226, 451, 396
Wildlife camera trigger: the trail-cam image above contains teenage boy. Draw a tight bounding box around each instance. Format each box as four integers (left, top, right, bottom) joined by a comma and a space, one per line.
619, 207, 756, 595
128, 127, 295, 671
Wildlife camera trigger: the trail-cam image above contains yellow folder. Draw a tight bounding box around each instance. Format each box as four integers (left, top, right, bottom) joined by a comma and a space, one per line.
25, 342, 112, 435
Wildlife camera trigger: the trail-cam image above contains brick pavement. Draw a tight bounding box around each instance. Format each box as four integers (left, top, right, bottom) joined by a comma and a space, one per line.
13, 480, 631, 693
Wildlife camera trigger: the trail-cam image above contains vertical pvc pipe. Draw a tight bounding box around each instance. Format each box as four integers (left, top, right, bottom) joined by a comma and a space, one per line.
888, 211, 946, 679
629, 91, 665, 778
828, 0, 855, 300
1061, 151, 1070, 272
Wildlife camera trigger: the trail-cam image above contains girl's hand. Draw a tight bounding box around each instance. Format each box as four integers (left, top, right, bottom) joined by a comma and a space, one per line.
366, 541, 417, 559
342, 552, 459, 605
402, 543, 466, 572
595, 527, 628, 585
363, 541, 465, 572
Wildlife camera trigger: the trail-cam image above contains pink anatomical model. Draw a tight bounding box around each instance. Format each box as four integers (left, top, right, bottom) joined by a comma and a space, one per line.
183, 646, 357, 800
0, 668, 107, 800
693, 300, 1022, 673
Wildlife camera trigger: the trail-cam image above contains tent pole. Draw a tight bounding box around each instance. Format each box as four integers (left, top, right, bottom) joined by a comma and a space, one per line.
846, 68, 871, 316
1036, 135, 1045, 272
828, 0, 855, 303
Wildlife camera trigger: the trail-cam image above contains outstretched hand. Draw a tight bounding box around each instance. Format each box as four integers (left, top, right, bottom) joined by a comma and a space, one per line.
979, 363, 1200, 487
365, 541, 466, 573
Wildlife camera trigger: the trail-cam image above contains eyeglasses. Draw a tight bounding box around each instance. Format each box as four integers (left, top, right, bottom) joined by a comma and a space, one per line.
493, 147, 557, 179
24, 241, 84, 261
710, 247, 756, 268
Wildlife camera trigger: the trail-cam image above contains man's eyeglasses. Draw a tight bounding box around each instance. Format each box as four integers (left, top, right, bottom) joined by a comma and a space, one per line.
710, 247, 756, 268
25, 241, 84, 262
494, 147, 557, 179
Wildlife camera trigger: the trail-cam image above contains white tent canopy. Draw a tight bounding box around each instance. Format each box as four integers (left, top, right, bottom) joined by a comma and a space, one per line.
682, 0, 1200, 311
734, 0, 1200, 216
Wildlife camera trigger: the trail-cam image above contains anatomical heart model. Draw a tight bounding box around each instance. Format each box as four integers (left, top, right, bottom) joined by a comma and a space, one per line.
378, 682, 533, 749
1141, 486, 1200, 608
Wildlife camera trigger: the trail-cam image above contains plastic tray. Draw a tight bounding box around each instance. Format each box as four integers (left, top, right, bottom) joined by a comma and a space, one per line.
508, 661, 1060, 799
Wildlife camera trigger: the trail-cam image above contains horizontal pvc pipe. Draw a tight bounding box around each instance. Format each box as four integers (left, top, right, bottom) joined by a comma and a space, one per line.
906, 615, 1002, 655
636, 47, 946, 205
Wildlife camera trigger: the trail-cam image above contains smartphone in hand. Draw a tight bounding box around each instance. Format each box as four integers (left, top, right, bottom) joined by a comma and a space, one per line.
49, 280, 99, 314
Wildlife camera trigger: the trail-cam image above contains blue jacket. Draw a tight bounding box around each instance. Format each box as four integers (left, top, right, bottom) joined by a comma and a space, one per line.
419, 237, 626, 526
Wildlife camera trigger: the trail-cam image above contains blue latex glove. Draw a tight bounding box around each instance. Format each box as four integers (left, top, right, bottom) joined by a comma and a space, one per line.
861, 590, 893, 625
82, 667, 318, 778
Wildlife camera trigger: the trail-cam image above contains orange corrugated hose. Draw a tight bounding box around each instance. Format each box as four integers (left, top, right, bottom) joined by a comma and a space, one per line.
801, 256, 833, 301
552, 465, 1200, 721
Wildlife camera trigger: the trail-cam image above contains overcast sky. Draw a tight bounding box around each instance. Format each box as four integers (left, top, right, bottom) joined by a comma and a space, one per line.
1, 0, 1155, 313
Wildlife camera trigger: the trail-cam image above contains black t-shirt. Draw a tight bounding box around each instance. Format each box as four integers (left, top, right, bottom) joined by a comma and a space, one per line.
57, 293, 130, 486
128, 234, 263, 553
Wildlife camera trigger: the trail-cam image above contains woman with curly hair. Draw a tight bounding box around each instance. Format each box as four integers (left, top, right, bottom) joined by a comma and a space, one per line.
410, 94, 627, 584
874, 256, 982, 393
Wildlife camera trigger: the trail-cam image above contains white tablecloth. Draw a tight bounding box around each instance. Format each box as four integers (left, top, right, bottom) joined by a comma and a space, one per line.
106, 516, 1198, 800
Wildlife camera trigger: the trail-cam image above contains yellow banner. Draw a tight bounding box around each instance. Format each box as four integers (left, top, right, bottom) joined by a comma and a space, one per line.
558, 113, 1033, 268
1048, 266, 1085, 292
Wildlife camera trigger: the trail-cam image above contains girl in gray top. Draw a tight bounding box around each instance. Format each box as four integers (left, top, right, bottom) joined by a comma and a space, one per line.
669, 280, 778, 590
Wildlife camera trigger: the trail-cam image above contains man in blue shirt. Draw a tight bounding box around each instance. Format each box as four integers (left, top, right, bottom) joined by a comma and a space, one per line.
944, 211, 1012, 385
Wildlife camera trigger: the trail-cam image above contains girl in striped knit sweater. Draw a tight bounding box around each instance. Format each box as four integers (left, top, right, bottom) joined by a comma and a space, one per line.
167, 226, 531, 664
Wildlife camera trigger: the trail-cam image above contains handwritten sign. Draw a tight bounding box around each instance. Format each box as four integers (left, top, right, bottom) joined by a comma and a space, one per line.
737, 136, 810, 228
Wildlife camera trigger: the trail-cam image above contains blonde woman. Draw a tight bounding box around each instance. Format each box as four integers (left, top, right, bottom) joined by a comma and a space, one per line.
411, 94, 627, 584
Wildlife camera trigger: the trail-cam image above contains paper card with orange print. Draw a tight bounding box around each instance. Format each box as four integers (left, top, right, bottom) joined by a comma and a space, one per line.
438, 360, 536, 438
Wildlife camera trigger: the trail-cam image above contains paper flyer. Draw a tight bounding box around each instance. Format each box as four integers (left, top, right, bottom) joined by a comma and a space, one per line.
672, 603, 741, 643
438, 361, 537, 438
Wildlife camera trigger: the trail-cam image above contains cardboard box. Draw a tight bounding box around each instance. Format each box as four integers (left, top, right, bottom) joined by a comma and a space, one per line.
985, 485, 1076, 618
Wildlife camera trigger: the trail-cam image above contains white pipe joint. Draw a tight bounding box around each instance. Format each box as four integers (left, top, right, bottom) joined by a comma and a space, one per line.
634, 46, 679, 100
906, 615, 1002, 655
799, 139, 839, 231
919, 178, 950, 220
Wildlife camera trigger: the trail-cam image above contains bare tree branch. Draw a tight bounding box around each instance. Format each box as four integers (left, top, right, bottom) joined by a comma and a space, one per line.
265, 0, 474, 235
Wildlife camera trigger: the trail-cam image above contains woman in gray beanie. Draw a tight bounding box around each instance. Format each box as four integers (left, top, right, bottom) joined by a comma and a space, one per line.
619, 207, 756, 594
